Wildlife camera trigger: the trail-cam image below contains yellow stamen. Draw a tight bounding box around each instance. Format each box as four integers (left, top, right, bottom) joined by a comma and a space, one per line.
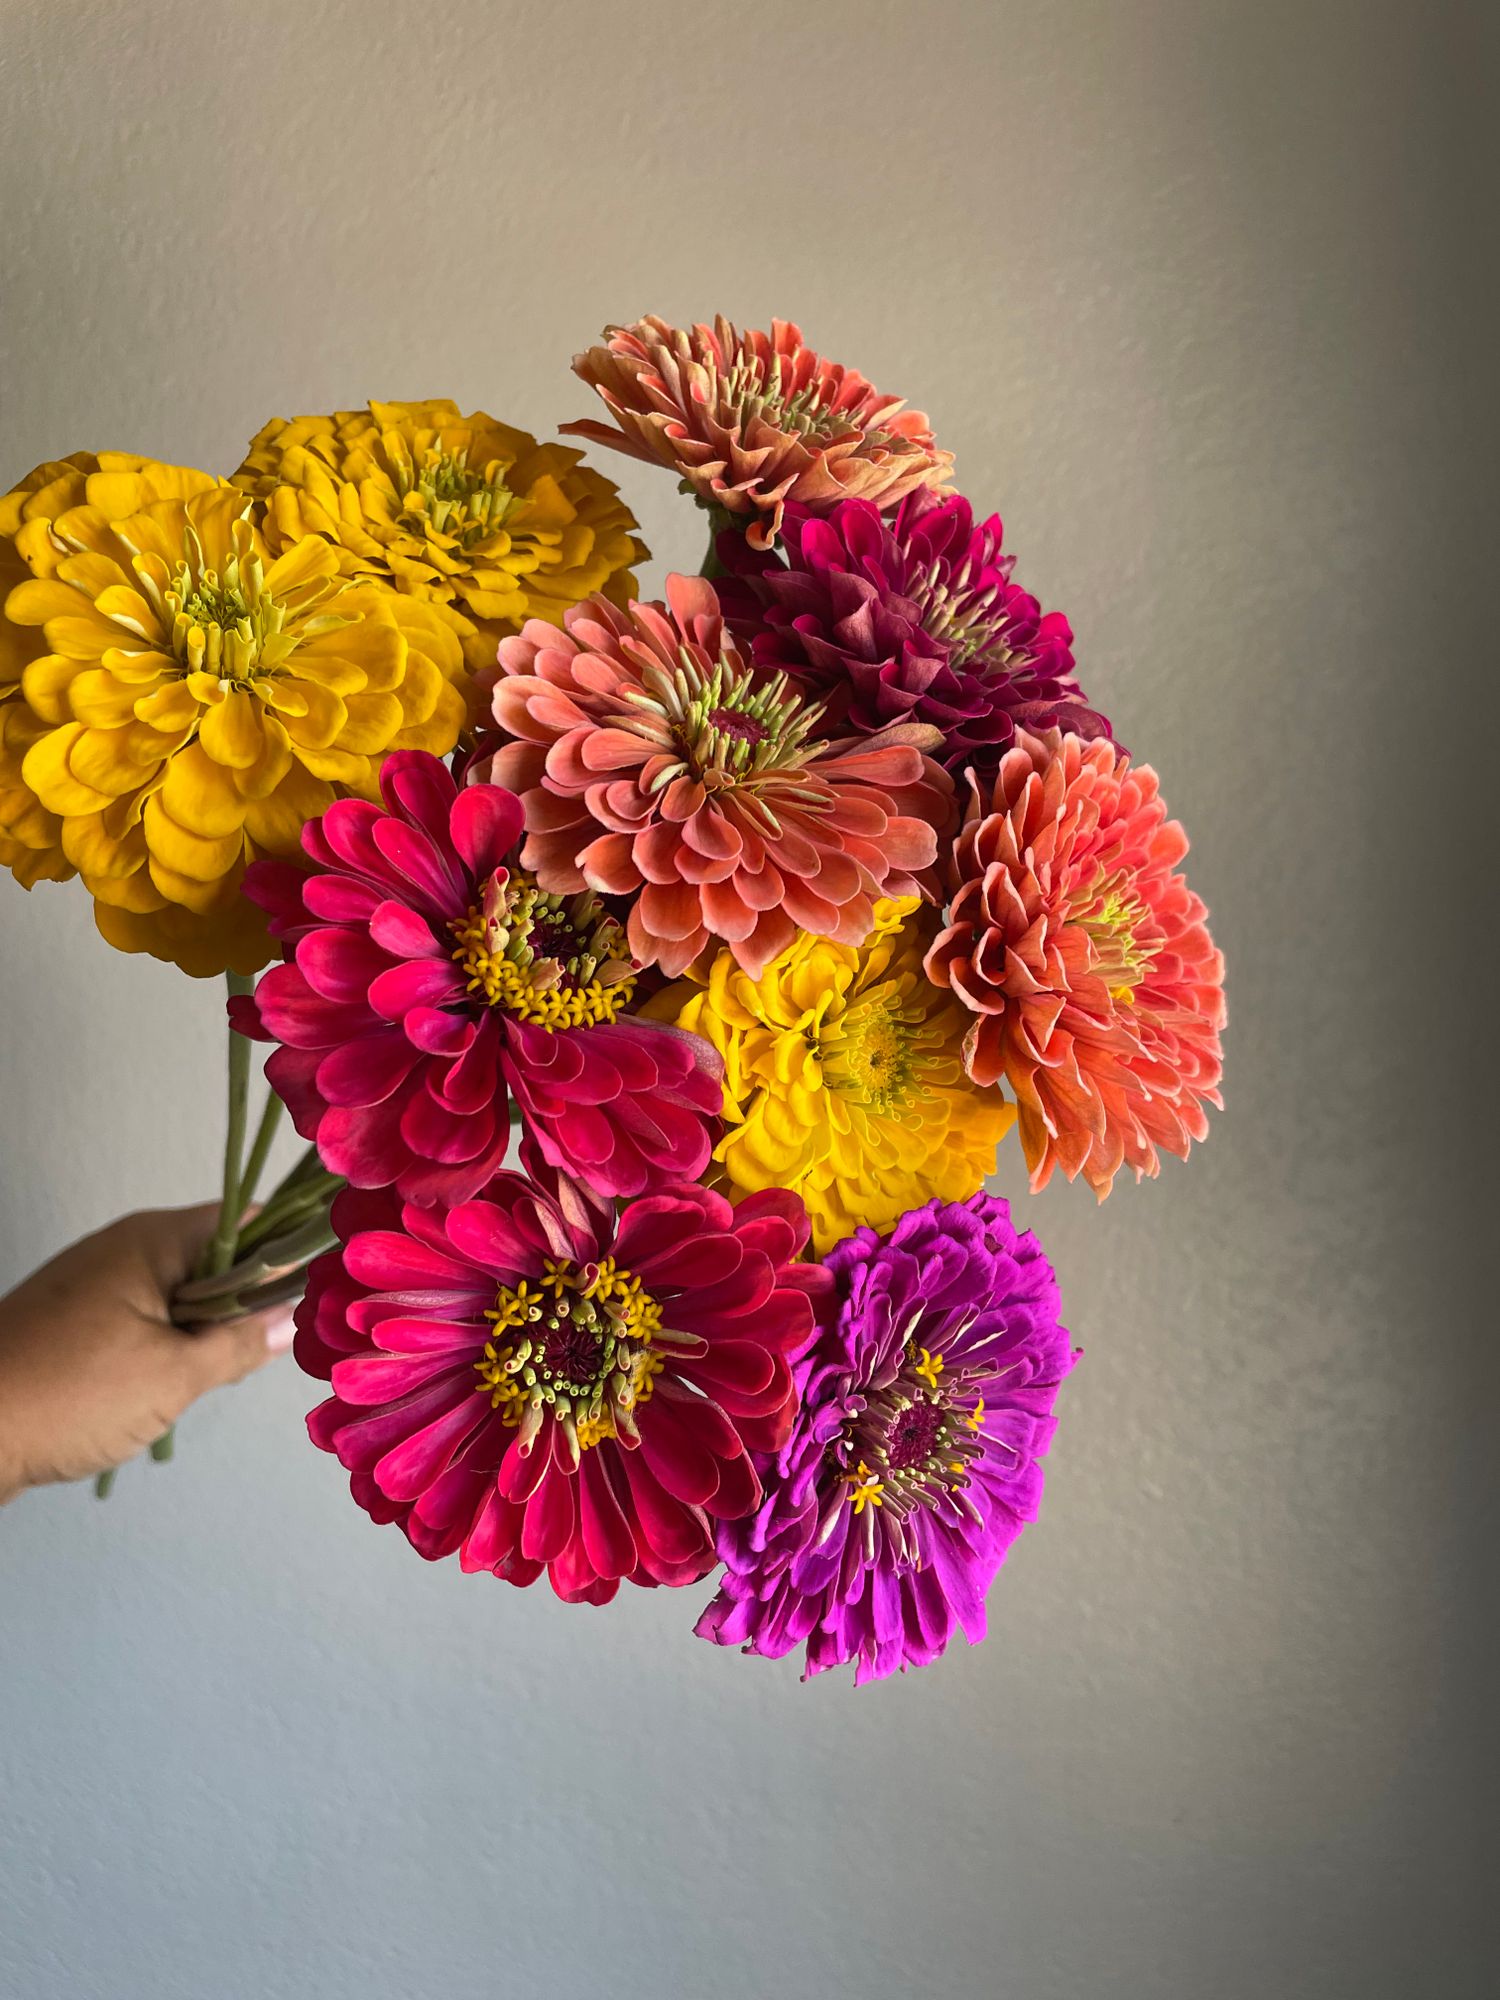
913, 1347, 944, 1392
847, 1461, 886, 1515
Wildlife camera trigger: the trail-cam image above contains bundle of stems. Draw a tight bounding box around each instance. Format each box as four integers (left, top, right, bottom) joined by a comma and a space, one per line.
94, 973, 344, 1497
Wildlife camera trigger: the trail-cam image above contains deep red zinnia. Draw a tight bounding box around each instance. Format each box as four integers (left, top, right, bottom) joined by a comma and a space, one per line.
295, 1156, 833, 1602
233, 750, 723, 1206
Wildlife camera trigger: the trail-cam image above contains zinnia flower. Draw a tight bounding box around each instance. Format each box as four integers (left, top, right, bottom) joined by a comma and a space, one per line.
295, 1155, 832, 1603
233, 400, 643, 676
564, 317, 953, 551
0, 466, 467, 974
235, 750, 723, 1206
925, 729, 1225, 1197
478, 572, 951, 980
697, 1191, 1076, 1683
718, 489, 1111, 772
0, 452, 219, 890
645, 899, 1014, 1254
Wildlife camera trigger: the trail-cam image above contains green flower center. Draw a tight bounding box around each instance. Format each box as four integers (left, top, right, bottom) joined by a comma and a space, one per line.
403, 447, 513, 546
450, 870, 637, 1031
823, 995, 920, 1115
718, 355, 892, 449
1077, 875, 1156, 1000
476, 1256, 664, 1457
657, 649, 822, 786
162, 515, 318, 682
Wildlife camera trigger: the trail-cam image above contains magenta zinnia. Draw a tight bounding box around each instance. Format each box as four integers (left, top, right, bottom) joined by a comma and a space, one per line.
478, 573, 951, 979
295, 1157, 832, 1603
697, 1192, 1075, 1683
718, 490, 1111, 773
234, 750, 723, 1206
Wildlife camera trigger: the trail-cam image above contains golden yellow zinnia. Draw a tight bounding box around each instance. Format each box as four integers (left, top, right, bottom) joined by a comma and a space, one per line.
232, 400, 644, 677
0, 461, 466, 975
0, 452, 217, 887
646, 900, 1016, 1254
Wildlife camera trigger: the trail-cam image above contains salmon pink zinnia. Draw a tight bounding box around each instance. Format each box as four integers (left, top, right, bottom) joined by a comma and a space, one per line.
564, 316, 953, 551
234, 750, 723, 1206
295, 1158, 833, 1603
478, 574, 952, 980
924, 729, 1225, 1197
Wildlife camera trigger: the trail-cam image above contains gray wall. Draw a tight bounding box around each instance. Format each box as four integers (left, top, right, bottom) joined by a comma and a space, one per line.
0, 3, 1489, 1996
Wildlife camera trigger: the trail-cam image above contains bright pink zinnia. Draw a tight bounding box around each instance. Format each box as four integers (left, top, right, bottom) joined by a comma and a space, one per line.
477, 573, 952, 979
234, 750, 723, 1206
295, 1156, 833, 1603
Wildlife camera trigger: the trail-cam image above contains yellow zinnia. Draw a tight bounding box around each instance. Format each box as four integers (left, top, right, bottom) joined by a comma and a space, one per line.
0, 460, 466, 975
0, 452, 212, 886
646, 900, 1016, 1255
232, 400, 644, 676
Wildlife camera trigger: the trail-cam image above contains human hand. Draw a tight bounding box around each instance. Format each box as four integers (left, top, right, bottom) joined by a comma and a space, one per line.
0, 1204, 295, 1503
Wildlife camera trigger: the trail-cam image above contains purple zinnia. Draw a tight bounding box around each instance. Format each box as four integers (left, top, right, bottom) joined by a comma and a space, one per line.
696, 1192, 1077, 1684
717, 488, 1112, 773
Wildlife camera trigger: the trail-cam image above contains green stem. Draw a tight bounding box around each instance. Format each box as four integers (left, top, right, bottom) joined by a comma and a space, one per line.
94, 1466, 118, 1500
237, 1086, 284, 1217
234, 1165, 340, 1255
201, 973, 257, 1280
146, 971, 255, 1473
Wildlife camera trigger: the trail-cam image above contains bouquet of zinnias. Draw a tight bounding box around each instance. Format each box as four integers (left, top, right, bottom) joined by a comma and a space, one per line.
0, 320, 1224, 1681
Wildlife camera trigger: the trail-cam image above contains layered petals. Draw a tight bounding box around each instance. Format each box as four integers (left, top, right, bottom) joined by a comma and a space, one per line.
698, 1192, 1076, 1683
233, 400, 643, 677
0, 465, 466, 973
295, 1158, 833, 1602
718, 490, 1112, 773
923, 729, 1226, 1197
476, 574, 953, 979
237, 749, 723, 1205
646, 898, 1015, 1254
565, 317, 953, 550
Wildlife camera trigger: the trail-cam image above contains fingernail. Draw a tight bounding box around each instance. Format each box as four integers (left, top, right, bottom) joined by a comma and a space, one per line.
265, 1311, 297, 1354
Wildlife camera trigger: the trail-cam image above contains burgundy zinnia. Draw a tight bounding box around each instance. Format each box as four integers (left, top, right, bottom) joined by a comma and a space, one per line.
234, 750, 722, 1206
697, 1192, 1075, 1683
718, 489, 1111, 773
295, 1156, 832, 1603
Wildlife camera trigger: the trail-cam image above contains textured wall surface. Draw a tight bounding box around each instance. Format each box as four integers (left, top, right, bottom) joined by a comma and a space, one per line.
0, 3, 1489, 1996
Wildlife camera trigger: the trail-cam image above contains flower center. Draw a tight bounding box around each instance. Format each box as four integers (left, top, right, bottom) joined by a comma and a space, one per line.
1076, 874, 1156, 1001
162, 515, 313, 682
839, 1335, 987, 1554
903, 554, 1022, 673
475, 1256, 664, 1456
718, 354, 892, 449
643, 647, 822, 788
450, 870, 637, 1031
402, 446, 513, 547
823, 996, 920, 1114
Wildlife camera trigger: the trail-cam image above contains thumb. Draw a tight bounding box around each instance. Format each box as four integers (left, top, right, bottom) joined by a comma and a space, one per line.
182, 1303, 298, 1391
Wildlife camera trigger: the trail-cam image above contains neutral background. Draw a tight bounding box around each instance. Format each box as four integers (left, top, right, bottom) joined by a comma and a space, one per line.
0, 3, 1490, 1996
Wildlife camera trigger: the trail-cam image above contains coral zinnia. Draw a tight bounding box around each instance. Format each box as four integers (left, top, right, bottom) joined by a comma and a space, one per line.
295, 1155, 832, 1603
697, 1191, 1075, 1683
925, 729, 1225, 1197
478, 573, 951, 980
235, 750, 723, 1206
233, 400, 643, 676
645, 899, 1014, 1255
0, 468, 466, 974
718, 490, 1111, 773
564, 317, 953, 551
